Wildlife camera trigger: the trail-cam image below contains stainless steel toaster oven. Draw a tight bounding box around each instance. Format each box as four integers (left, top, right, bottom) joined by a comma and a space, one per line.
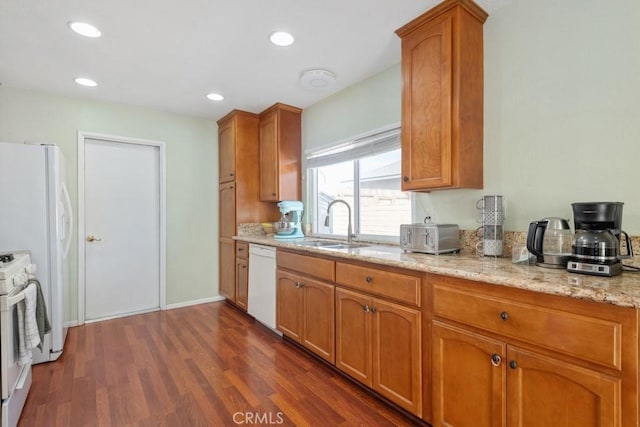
400, 223, 460, 254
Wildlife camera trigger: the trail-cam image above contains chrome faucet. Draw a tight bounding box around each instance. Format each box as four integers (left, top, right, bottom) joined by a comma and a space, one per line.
324, 199, 355, 243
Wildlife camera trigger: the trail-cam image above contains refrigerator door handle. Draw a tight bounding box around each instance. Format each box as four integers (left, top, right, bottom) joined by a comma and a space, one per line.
61, 182, 73, 258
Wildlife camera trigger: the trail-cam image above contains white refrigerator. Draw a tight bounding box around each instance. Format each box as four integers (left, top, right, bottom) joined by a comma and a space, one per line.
0, 142, 73, 364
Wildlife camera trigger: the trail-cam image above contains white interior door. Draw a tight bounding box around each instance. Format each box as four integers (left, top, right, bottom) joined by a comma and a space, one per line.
84, 138, 161, 321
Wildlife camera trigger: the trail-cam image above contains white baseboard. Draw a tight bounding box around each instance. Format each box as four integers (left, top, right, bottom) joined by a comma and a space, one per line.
67, 296, 226, 327
164, 295, 225, 310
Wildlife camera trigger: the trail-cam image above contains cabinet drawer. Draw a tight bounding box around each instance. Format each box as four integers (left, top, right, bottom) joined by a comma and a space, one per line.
236, 242, 249, 260
336, 262, 421, 307
277, 251, 335, 281
432, 284, 622, 370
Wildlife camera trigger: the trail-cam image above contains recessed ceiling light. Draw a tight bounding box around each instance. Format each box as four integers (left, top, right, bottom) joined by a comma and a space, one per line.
68, 21, 102, 38
207, 93, 224, 101
74, 77, 97, 87
269, 31, 294, 47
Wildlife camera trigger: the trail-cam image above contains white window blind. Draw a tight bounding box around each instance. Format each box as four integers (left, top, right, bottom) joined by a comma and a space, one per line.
306, 127, 400, 168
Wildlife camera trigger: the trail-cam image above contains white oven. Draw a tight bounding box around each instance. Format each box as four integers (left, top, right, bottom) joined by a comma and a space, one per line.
0, 252, 35, 427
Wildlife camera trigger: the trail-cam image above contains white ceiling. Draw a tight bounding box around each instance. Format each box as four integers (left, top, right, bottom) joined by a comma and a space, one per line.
0, 0, 505, 121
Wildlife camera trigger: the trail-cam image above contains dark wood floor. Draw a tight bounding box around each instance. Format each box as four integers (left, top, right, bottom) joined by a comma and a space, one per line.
19, 301, 420, 426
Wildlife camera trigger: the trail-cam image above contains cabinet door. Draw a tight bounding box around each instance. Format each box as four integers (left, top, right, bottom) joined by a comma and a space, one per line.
372, 297, 423, 417
218, 118, 236, 183
219, 183, 236, 239
432, 321, 507, 427
400, 14, 453, 190
507, 346, 621, 427
219, 239, 236, 301
276, 269, 302, 341
301, 278, 335, 363
335, 288, 372, 386
235, 257, 248, 311
259, 111, 279, 201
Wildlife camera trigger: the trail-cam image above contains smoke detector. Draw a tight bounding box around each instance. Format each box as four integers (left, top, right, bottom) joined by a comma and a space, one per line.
300, 69, 337, 90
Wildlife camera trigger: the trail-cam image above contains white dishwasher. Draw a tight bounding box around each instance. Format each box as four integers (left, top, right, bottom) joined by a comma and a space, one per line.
248, 244, 278, 331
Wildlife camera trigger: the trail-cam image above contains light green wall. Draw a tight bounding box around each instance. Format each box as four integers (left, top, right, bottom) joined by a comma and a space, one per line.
302, 65, 401, 150
302, 0, 640, 233
0, 87, 218, 321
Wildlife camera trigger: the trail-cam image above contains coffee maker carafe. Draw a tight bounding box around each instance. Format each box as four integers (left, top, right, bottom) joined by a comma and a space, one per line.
526, 217, 573, 268
567, 202, 633, 276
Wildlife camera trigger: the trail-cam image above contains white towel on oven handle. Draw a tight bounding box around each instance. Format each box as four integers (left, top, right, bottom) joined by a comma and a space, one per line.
17, 283, 39, 365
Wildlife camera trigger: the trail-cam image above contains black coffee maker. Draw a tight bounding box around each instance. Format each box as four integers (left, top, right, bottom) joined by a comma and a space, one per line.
567, 202, 633, 276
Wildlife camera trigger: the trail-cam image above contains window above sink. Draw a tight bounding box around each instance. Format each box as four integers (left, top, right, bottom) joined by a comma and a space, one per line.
305, 125, 412, 243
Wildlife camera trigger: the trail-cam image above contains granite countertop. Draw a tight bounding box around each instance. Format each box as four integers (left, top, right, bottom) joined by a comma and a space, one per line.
234, 235, 640, 309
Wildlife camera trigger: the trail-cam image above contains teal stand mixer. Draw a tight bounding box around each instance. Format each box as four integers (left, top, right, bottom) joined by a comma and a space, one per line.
274, 201, 305, 240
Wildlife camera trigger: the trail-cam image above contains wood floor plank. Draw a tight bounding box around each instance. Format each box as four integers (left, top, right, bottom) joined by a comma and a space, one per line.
19, 301, 421, 426
223, 370, 263, 408
95, 386, 112, 427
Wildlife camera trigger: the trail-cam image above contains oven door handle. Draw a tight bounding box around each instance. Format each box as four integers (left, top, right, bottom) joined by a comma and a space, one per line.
0, 289, 25, 311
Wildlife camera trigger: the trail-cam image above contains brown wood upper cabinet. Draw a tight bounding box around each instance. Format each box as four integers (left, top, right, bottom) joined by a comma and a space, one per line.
395, 0, 488, 191
218, 116, 236, 184
259, 103, 302, 201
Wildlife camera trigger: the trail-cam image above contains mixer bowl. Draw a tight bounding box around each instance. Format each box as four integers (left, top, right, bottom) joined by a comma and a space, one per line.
274, 221, 297, 235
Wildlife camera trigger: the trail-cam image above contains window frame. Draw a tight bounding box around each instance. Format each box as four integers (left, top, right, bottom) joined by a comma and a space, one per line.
305, 123, 412, 244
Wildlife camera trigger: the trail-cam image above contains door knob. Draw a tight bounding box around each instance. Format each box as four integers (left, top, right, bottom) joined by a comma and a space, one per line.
87, 235, 102, 242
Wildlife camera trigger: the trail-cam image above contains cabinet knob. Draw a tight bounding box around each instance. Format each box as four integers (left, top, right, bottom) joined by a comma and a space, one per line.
362, 304, 370, 313
230, 173, 234, 177
365, 276, 373, 283
238, 248, 244, 252
490, 353, 502, 367
403, 176, 409, 182
272, 192, 276, 197
509, 360, 518, 370
295, 281, 305, 289
370, 306, 377, 313
500, 311, 509, 321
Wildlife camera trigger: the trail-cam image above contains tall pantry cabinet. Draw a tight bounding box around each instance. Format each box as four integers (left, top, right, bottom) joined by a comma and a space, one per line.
217, 110, 279, 307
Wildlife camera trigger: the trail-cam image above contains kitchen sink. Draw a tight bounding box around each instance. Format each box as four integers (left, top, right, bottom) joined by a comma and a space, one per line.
321, 243, 370, 249
294, 240, 342, 247
294, 240, 370, 249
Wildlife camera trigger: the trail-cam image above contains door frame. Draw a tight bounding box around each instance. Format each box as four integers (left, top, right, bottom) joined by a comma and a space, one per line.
77, 131, 167, 325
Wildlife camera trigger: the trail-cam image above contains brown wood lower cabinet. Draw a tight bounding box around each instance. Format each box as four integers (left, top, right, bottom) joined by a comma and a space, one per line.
431, 276, 636, 427
432, 321, 621, 427
219, 239, 235, 301
432, 321, 506, 427
234, 241, 249, 311
507, 346, 620, 427
271, 249, 638, 425
235, 257, 248, 311
221, 240, 248, 311
276, 269, 335, 363
336, 287, 422, 417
